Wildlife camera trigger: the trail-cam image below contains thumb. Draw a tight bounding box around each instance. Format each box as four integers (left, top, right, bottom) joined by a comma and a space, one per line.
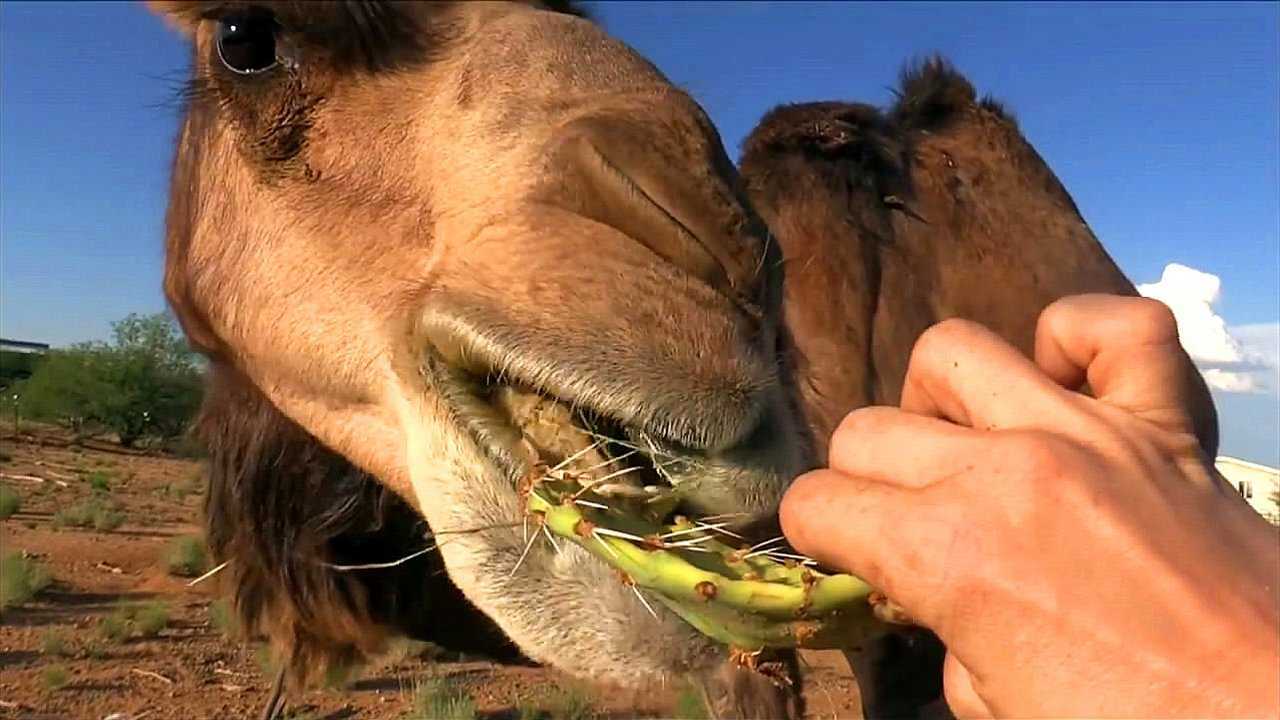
944, 652, 994, 718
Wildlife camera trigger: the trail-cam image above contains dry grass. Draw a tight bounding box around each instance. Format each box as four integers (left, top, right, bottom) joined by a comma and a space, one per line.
403, 677, 477, 720
516, 685, 597, 720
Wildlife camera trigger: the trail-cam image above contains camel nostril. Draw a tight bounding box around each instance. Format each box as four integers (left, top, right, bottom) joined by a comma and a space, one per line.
538, 118, 768, 313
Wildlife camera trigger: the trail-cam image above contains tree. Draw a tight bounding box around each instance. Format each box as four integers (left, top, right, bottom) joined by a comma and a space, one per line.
19, 313, 204, 446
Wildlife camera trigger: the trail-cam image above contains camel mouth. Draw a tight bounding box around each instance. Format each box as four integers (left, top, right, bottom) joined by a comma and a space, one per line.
429, 352, 691, 514
420, 342, 768, 532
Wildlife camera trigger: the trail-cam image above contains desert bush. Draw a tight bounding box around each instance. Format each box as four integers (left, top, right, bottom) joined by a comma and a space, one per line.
40, 629, 72, 656
164, 535, 208, 577
53, 496, 124, 531
0, 552, 52, 609
0, 484, 20, 519
98, 607, 132, 643
41, 664, 69, 691
86, 469, 112, 492
96, 601, 170, 642
404, 677, 477, 720
133, 601, 170, 637
18, 313, 203, 447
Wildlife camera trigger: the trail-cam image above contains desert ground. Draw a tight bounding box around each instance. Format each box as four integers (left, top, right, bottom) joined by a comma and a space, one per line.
0, 425, 862, 720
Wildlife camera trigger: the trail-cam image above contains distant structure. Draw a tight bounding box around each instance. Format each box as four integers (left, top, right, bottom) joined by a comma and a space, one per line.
0, 338, 50, 354
1217, 456, 1280, 524
1, 338, 50, 387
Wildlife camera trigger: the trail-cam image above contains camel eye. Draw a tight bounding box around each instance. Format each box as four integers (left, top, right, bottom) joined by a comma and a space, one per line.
216, 12, 279, 75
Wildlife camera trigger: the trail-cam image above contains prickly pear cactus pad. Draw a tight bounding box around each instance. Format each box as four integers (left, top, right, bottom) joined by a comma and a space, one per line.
491, 386, 912, 653
519, 454, 907, 652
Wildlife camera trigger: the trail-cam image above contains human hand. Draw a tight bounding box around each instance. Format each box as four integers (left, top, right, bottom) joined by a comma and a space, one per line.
780, 294, 1280, 718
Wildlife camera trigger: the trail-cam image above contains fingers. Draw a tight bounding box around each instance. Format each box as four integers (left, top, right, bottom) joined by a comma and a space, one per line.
943, 653, 993, 718
827, 406, 985, 488
780, 465, 959, 629
899, 318, 1071, 431
1034, 294, 1219, 454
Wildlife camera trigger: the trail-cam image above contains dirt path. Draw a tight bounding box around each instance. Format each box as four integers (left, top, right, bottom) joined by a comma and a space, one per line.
0, 426, 863, 719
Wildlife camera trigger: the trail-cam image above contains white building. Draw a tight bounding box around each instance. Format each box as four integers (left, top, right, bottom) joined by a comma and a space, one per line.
1217, 456, 1280, 524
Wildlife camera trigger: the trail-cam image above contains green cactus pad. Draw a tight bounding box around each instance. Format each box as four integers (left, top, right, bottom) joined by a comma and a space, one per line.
525, 474, 900, 651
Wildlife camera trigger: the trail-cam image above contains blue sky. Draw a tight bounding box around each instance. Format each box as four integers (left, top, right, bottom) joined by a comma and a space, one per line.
1, 2, 1276, 462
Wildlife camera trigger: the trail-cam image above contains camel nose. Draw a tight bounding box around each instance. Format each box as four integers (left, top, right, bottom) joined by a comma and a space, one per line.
536, 114, 772, 314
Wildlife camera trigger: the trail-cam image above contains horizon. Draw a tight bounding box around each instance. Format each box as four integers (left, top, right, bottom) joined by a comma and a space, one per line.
1, 1, 1277, 463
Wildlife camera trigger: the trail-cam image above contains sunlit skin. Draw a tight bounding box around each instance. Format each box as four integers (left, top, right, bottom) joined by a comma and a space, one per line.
781, 294, 1280, 718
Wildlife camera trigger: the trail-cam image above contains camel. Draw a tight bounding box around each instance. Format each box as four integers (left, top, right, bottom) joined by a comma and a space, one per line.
154, 1, 803, 716
149, 1, 1214, 716
737, 57, 1220, 716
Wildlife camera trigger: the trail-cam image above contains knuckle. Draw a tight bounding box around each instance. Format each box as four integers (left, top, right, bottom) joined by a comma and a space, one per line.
1001, 431, 1078, 481
910, 318, 982, 368
831, 406, 895, 446
1126, 297, 1180, 344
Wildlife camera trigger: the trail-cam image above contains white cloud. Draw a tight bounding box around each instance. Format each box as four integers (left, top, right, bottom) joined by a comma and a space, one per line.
1137, 263, 1276, 394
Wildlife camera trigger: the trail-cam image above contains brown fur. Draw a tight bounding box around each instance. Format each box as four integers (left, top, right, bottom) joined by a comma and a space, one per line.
742, 56, 1154, 455
198, 362, 521, 685
741, 55, 1218, 717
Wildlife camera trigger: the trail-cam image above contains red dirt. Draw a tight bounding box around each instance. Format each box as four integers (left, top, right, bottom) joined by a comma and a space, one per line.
0, 426, 864, 719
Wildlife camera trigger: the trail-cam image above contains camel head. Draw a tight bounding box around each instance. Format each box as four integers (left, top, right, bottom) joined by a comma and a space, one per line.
739, 58, 1167, 457
152, 0, 802, 710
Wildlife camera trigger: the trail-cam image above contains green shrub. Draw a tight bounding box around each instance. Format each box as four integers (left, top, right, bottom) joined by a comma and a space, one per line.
40, 629, 72, 656
0, 552, 52, 609
85, 469, 112, 492
93, 506, 125, 531
404, 677, 477, 720
164, 535, 208, 577
53, 496, 124, 531
41, 664, 69, 691
98, 608, 132, 643
133, 601, 170, 638
0, 484, 20, 519
17, 313, 203, 447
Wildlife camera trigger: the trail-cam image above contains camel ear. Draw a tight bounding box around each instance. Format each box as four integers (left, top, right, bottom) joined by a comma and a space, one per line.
145, 1, 203, 37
